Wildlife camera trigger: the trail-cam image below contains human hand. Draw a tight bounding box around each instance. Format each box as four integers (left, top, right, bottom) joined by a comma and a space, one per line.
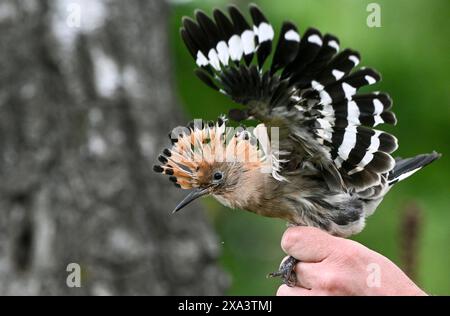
276, 226, 427, 296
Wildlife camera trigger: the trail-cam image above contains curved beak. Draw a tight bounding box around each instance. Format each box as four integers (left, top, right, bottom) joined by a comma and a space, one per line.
172, 188, 209, 213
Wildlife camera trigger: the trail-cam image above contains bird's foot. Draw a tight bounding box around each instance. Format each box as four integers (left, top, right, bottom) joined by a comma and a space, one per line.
267, 256, 298, 287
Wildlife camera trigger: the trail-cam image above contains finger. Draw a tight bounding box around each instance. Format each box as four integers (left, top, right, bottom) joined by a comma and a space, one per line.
281, 226, 342, 262
295, 261, 320, 290
276, 284, 315, 296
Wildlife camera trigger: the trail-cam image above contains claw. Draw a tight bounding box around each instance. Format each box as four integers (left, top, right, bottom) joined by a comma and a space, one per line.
268, 256, 298, 287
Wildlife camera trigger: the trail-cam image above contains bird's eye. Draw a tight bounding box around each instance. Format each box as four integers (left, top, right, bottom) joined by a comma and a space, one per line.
213, 171, 223, 181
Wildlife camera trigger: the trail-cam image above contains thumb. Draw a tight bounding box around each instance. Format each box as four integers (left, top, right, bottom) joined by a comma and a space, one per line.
281, 226, 341, 262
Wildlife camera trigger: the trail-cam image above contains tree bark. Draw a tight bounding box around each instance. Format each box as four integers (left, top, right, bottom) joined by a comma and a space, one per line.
0, 0, 227, 295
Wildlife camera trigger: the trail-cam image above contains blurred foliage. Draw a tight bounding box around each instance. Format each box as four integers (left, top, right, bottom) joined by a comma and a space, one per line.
169, 0, 450, 295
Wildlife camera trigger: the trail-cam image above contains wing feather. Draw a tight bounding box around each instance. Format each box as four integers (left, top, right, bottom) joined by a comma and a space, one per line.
180, 4, 398, 190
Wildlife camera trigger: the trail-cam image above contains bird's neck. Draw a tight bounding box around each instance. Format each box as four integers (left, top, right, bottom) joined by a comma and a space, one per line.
213, 166, 271, 210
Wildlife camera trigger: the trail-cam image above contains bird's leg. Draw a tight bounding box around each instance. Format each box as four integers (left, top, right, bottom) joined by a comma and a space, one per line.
267, 256, 298, 287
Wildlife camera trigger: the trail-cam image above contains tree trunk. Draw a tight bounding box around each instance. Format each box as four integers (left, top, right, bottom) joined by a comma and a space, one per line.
0, 0, 227, 295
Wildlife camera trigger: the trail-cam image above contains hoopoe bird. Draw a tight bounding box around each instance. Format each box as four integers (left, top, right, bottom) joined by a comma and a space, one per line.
153, 4, 440, 286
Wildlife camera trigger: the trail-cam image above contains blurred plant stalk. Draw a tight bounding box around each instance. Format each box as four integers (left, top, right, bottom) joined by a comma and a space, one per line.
400, 201, 423, 282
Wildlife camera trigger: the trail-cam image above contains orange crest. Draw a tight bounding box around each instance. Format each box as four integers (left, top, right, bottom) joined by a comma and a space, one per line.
154, 116, 269, 189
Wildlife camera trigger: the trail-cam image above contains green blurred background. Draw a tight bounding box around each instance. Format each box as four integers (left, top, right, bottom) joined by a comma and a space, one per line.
169, 0, 449, 295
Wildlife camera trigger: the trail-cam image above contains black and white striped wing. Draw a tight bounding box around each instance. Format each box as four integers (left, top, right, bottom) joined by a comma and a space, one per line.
181, 5, 296, 112
180, 4, 398, 190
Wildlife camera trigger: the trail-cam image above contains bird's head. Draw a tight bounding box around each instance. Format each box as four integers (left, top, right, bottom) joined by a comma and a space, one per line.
153, 116, 273, 213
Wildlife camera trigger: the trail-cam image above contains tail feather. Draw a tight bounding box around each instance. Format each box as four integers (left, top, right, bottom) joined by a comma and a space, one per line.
388, 151, 441, 185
